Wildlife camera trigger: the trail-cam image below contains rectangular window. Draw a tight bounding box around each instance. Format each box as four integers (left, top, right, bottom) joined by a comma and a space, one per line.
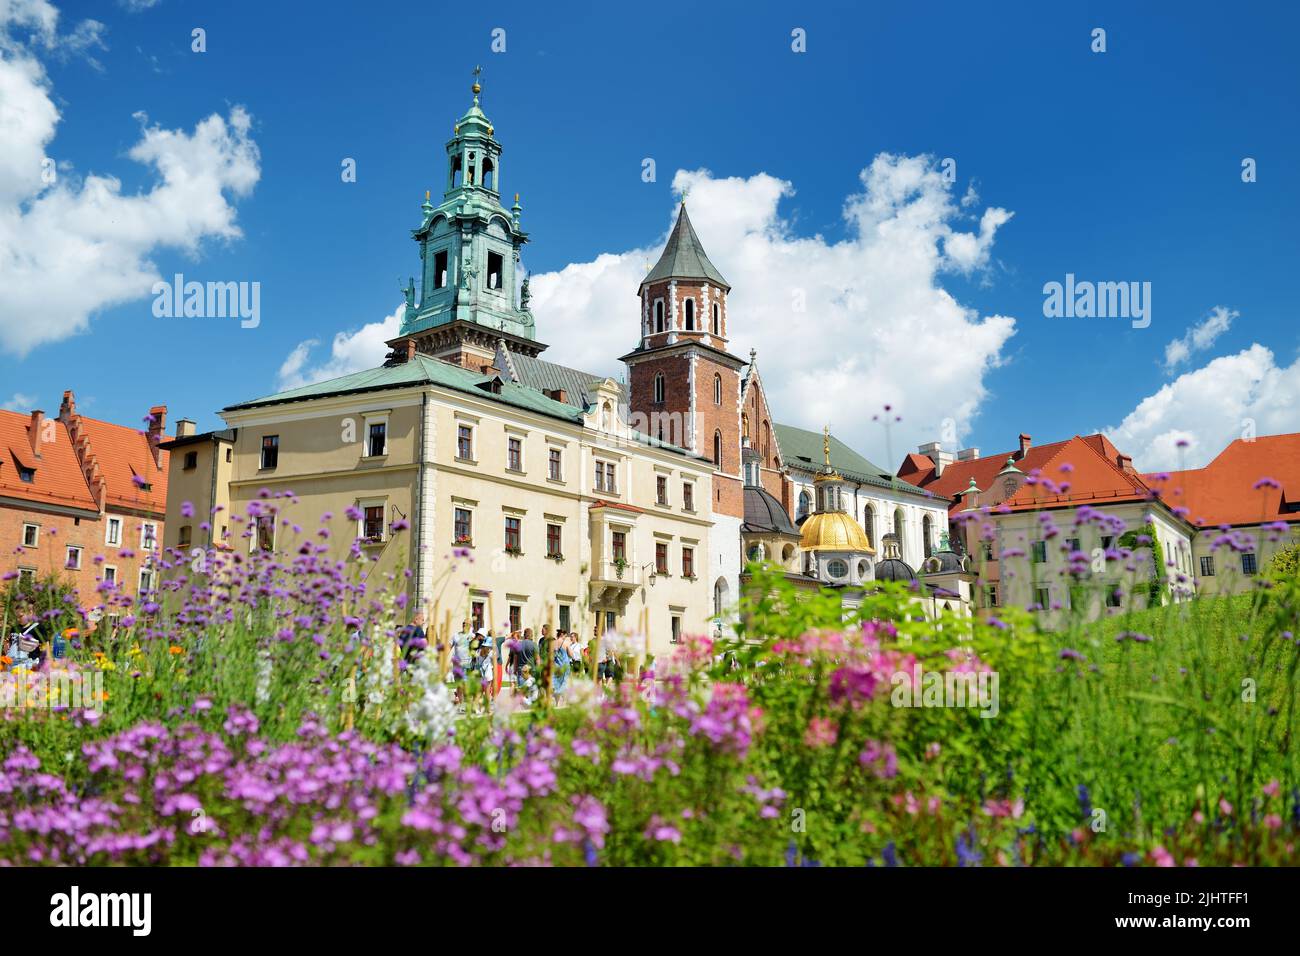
1031, 540, 1047, 564
682, 482, 694, 512
17, 567, 35, 584
368, 422, 387, 457
434, 249, 449, 289
363, 506, 385, 542
178, 525, 192, 548
594, 460, 607, 492
546, 523, 562, 558
471, 600, 485, 632
1242, 552, 1258, 576
106, 517, 122, 547
509, 605, 522, 633
255, 514, 275, 552
655, 542, 669, 575
604, 462, 617, 493
984, 585, 998, 607
656, 475, 668, 506
65, 546, 82, 570
671, 615, 682, 645
21, 523, 39, 548
225, 447, 233, 463
507, 436, 523, 472
18, 466, 34, 483
183, 451, 198, 470
141, 522, 158, 551
548, 447, 563, 481
1101, 535, 1114, 551
103, 566, 117, 585
981, 540, 994, 561
139, 567, 155, 593
1034, 586, 1050, 610
261, 435, 279, 470
611, 531, 626, 562
558, 605, 571, 633
454, 508, 473, 545
457, 425, 474, 460
1106, 587, 1122, 608
487, 251, 504, 290
505, 516, 521, 552
1066, 537, 1081, 554
1199, 555, 1215, 577
682, 546, 695, 579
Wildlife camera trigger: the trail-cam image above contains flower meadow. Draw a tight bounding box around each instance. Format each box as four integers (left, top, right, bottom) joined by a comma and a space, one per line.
2, 494, 1299, 867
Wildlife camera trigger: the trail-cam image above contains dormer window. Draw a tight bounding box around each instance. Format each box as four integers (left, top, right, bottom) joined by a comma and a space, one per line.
18, 465, 34, 483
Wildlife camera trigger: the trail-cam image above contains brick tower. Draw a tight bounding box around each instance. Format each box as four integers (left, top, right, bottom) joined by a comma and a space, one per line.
621, 204, 746, 623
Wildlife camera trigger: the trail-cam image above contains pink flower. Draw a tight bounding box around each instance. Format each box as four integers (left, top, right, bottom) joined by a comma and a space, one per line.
1151, 845, 1175, 867
1218, 797, 1233, 817
1263, 779, 1280, 798
803, 717, 838, 749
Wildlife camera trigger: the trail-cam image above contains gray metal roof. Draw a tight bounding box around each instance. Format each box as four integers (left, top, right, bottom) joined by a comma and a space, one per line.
505, 352, 605, 409
640, 204, 730, 291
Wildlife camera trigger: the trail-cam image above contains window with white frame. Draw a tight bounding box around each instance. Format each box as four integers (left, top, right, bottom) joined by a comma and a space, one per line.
357, 499, 387, 543
140, 522, 158, 551
595, 460, 617, 494
18, 567, 36, 584
65, 546, 82, 570
103, 565, 118, 586
253, 514, 275, 552
364, 414, 389, 457
653, 373, 665, 404
548, 447, 563, 481
139, 567, 155, 593
507, 435, 524, 472
105, 516, 122, 547
653, 298, 665, 333
21, 523, 39, 548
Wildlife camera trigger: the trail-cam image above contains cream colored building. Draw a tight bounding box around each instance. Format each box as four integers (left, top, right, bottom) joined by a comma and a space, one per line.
177, 355, 715, 655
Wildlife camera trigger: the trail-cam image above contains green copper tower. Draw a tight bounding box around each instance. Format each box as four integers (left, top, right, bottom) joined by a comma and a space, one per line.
388, 68, 544, 369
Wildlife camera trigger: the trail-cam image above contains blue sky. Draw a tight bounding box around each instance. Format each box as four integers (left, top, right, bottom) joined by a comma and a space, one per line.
3, 0, 1297, 471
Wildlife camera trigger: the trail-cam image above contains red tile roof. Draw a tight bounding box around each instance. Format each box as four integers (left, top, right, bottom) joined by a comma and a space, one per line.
0, 411, 98, 512
900, 434, 1154, 516
590, 499, 644, 514
74, 416, 170, 515
1145, 434, 1300, 527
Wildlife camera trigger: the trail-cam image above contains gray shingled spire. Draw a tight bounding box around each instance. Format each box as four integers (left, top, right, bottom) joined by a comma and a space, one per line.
640, 204, 730, 291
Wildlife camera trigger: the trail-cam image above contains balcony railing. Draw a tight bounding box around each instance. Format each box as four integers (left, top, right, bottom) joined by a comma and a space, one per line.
592, 560, 641, 586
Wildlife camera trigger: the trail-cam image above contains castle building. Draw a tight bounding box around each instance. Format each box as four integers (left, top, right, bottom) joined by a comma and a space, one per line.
1, 391, 170, 626
169, 78, 716, 654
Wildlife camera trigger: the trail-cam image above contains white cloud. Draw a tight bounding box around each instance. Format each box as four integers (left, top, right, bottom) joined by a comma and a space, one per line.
118, 0, 162, 11
277, 303, 403, 391
283, 155, 1017, 464
1, 391, 36, 411
1104, 341, 1300, 471
1162, 305, 1237, 372
0, 1, 260, 356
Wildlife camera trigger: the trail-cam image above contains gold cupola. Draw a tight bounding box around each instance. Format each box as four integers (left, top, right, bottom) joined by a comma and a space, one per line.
799, 425, 874, 553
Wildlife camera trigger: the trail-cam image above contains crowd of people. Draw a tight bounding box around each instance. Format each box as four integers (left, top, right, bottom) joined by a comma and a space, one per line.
397, 613, 636, 711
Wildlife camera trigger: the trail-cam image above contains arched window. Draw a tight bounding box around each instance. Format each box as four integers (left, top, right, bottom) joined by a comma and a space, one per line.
894, 507, 905, 553
654, 300, 665, 333
653, 373, 665, 404
713, 373, 722, 406
923, 515, 933, 559
864, 505, 875, 548
602, 401, 612, 431
713, 430, 723, 468
712, 302, 721, 335
684, 298, 695, 331
798, 490, 811, 520
762, 421, 771, 466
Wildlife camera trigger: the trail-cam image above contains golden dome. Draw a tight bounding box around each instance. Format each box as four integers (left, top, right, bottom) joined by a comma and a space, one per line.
799, 511, 874, 553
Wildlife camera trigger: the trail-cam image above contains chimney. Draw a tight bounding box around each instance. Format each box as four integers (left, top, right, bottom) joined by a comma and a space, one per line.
479, 363, 501, 377
957, 447, 981, 462
1017, 433, 1032, 459
918, 441, 955, 478
175, 419, 197, 438
147, 405, 167, 468
1117, 454, 1135, 474
28, 410, 44, 459
59, 389, 76, 421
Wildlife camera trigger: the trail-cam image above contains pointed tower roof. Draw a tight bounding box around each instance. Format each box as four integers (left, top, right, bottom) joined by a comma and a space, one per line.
640, 204, 730, 291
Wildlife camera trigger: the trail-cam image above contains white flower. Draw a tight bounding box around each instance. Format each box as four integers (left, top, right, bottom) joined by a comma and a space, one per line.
405, 653, 457, 743
561, 677, 600, 715
601, 628, 646, 659
255, 650, 273, 705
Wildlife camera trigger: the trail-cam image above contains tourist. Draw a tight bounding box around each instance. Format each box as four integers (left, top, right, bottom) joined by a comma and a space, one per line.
398, 610, 427, 665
